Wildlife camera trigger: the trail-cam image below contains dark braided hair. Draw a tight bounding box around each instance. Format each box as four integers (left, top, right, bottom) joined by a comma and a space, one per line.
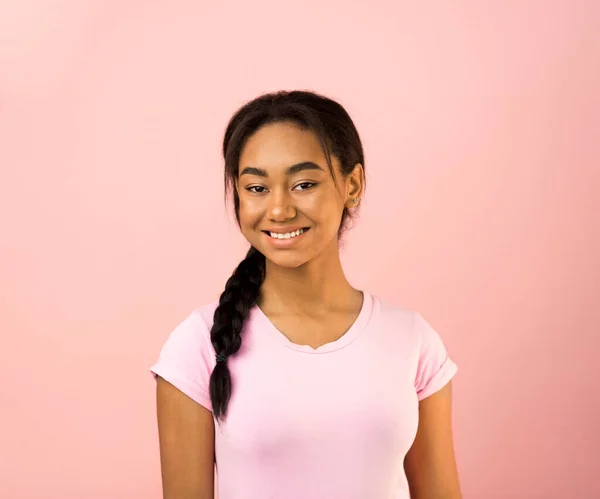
209, 90, 365, 421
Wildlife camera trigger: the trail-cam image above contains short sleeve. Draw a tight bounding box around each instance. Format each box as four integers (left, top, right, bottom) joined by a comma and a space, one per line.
414, 312, 458, 401
149, 309, 215, 411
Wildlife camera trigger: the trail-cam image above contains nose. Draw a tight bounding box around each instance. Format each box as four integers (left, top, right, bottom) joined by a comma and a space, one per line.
266, 189, 296, 222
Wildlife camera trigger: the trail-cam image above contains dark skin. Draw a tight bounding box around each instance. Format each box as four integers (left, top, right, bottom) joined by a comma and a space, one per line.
156, 377, 215, 499
155, 122, 461, 498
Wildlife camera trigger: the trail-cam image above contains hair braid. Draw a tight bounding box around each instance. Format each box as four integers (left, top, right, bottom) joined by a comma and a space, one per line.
209, 247, 265, 421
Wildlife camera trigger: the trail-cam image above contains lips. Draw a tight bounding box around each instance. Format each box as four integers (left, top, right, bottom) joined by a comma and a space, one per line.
263, 227, 310, 240
262, 226, 309, 234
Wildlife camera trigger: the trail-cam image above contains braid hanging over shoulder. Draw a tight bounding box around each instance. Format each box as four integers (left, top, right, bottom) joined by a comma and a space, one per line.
209, 247, 265, 421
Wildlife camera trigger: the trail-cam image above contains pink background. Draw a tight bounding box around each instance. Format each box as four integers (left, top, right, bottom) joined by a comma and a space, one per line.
1, 1, 598, 497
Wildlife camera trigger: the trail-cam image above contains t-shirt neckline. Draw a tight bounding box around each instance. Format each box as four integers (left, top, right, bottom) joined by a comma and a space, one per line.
251, 291, 374, 354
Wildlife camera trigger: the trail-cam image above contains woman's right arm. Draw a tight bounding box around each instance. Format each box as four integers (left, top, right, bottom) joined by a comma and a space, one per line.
156, 376, 215, 499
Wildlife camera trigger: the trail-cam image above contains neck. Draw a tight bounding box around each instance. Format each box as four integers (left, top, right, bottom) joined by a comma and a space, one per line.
259, 242, 359, 314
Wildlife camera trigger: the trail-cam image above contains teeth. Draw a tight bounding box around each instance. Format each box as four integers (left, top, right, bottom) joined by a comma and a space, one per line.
269, 228, 306, 239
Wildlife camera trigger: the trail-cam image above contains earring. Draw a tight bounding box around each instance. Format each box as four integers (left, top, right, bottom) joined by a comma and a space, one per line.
353, 198, 359, 203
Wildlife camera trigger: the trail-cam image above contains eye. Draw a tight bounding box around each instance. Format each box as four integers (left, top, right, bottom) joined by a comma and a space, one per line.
293, 182, 317, 191
246, 185, 268, 194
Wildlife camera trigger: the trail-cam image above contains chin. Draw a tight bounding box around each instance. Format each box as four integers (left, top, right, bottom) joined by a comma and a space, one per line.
263, 251, 310, 269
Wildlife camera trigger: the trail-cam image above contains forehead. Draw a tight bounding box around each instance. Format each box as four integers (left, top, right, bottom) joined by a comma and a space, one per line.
239, 122, 326, 171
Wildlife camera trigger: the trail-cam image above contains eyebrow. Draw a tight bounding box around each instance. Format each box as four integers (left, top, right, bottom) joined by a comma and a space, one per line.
239, 161, 324, 178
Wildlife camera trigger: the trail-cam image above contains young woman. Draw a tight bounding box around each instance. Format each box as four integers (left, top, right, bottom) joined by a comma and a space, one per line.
150, 90, 461, 499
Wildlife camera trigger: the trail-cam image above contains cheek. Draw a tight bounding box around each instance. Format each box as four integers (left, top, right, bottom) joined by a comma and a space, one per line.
238, 197, 263, 225
304, 189, 344, 218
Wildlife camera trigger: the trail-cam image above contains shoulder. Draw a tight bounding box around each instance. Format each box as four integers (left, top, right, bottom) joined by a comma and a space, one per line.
370, 295, 451, 356
151, 300, 221, 372
375, 296, 417, 325
371, 295, 458, 399
149, 301, 221, 409
158, 303, 217, 350
186, 301, 219, 331
371, 295, 419, 342
154, 302, 216, 353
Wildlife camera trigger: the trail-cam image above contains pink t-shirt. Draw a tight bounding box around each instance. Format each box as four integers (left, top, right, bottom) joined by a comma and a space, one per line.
150, 291, 457, 499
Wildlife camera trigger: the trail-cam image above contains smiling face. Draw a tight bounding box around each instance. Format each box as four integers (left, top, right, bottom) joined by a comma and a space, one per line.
235, 121, 363, 269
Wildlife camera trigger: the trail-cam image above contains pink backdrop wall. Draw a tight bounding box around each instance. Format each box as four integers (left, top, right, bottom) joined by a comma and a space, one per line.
1, 1, 598, 497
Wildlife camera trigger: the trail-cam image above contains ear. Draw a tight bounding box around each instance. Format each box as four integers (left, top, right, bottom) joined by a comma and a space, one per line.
345, 163, 364, 208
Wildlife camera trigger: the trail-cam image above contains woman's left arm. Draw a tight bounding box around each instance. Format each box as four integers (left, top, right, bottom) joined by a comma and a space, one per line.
404, 381, 462, 499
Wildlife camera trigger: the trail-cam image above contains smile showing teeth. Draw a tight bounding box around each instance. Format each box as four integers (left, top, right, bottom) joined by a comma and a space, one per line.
268, 228, 308, 239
